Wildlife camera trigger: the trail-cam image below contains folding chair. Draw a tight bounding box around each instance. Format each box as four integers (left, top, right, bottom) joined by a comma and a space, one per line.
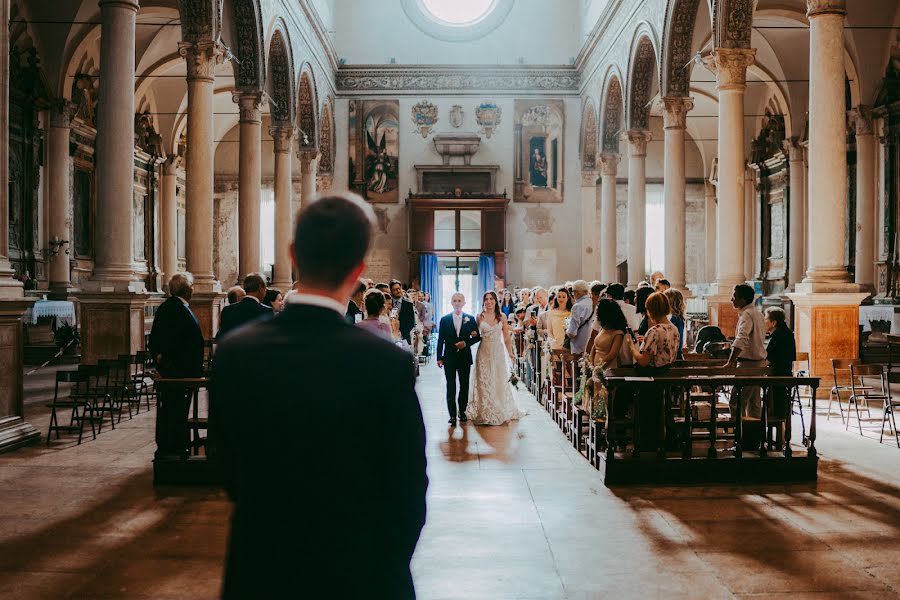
829, 358, 868, 423
847, 363, 884, 435
46, 369, 96, 445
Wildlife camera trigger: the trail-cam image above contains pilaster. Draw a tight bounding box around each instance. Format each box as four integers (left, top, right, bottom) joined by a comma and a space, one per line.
0, 298, 39, 452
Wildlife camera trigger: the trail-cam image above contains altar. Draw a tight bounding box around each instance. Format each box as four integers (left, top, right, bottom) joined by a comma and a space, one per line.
23, 300, 77, 327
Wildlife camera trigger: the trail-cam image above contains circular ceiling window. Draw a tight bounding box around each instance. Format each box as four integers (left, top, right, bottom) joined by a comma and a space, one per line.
401, 0, 514, 42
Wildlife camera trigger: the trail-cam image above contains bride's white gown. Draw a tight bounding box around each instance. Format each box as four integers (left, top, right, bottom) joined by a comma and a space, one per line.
465, 319, 526, 425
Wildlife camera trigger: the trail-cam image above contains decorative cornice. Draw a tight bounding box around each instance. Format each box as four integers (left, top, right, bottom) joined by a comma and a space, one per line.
335, 65, 580, 95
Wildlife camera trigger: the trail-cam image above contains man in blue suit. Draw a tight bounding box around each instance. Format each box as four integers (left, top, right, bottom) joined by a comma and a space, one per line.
436, 292, 481, 426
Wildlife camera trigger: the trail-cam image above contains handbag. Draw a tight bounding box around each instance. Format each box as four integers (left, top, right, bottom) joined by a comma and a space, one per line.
562, 315, 590, 352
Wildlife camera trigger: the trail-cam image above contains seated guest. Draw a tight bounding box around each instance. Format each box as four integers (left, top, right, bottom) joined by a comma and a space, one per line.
634, 286, 654, 336
218, 272, 273, 339
630, 292, 679, 370
663, 288, 686, 360
346, 280, 366, 324
589, 299, 629, 371
263, 289, 284, 314
357, 288, 393, 340
226, 286, 245, 305
548, 286, 573, 350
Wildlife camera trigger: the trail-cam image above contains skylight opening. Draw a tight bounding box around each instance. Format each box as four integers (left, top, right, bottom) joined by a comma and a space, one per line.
421, 0, 496, 25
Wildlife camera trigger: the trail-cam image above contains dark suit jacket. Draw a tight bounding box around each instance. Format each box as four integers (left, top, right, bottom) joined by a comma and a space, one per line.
435, 313, 481, 367
766, 324, 796, 376
345, 299, 363, 325
217, 297, 273, 339
210, 304, 428, 599
147, 295, 204, 378
392, 298, 416, 344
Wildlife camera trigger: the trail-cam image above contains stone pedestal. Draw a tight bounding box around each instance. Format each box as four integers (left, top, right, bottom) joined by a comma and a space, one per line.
0, 298, 40, 452
76, 293, 149, 365
786, 290, 868, 378
706, 294, 739, 338
189, 292, 225, 342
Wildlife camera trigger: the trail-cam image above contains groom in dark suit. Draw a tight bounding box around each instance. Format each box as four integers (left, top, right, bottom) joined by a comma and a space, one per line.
436, 293, 481, 426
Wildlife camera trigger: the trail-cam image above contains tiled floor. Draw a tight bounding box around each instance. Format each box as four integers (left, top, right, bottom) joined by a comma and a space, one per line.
1, 362, 899, 599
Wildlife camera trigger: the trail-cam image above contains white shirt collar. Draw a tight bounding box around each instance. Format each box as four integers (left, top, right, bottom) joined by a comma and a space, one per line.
244, 295, 261, 303
285, 292, 347, 317
177, 296, 189, 307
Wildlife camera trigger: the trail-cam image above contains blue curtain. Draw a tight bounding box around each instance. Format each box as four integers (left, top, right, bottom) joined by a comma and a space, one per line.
477, 254, 495, 312
419, 254, 440, 316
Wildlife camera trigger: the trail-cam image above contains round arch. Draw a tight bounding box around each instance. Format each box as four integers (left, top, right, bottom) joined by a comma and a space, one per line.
599, 66, 625, 154
660, 0, 706, 99
266, 21, 295, 125
227, 0, 266, 92
580, 98, 598, 171
625, 25, 660, 132
296, 65, 319, 151
317, 99, 334, 175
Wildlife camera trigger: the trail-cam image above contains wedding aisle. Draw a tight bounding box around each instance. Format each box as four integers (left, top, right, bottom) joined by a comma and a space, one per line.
411, 361, 900, 600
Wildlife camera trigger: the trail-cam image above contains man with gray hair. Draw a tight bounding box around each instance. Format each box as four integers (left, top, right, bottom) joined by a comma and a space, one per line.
565, 279, 593, 357
225, 285, 245, 305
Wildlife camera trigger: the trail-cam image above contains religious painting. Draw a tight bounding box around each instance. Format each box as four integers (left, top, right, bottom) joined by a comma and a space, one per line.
348, 99, 400, 204
514, 100, 564, 203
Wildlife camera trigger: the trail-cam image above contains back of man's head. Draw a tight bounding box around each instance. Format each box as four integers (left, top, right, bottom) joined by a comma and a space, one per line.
226, 286, 245, 305
168, 272, 193, 300
293, 193, 375, 288
734, 283, 755, 306
606, 283, 625, 301
572, 280, 590, 296
242, 272, 267, 295
354, 280, 367, 297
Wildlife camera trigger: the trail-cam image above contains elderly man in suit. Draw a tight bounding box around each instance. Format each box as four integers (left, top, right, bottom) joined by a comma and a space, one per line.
218, 272, 272, 339
211, 193, 427, 600
436, 293, 481, 426
148, 272, 204, 459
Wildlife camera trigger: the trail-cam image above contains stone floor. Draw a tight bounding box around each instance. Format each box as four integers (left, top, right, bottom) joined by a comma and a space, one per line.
1, 362, 899, 599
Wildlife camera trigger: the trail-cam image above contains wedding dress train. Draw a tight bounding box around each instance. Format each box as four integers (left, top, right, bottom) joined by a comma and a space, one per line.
465, 319, 525, 425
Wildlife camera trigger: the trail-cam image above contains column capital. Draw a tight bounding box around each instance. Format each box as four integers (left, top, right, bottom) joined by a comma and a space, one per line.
849, 105, 875, 136
714, 48, 756, 90
807, 0, 846, 18
782, 137, 804, 162
49, 100, 76, 129
662, 96, 694, 129
162, 155, 182, 176
581, 170, 599, 187
178, 40, 223, 82
232, 91, 263, 124
269, 125, 295, 154
299, 150, 319, 173
98, 0, 140, 12
626, 130, 651, 157
599, 153, 620, 176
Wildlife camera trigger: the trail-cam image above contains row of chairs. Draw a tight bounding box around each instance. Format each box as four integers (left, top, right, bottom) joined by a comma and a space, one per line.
829, 359, 900, 446
46, 351, 156, 445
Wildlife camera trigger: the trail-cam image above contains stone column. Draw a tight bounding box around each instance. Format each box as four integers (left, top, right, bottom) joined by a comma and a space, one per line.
179, 40, 222, 293
627, 131, 650, 289
0, 0, 20, 297
705, 182, 717, 283
160, 156, 179, 288
47, 102, 73, 298
662, 97, 693, 292
599, 154, 619, 283
89, 0, 141, 291
580, 170, 600, 279
271, 126, 295, 291
300, 151, 318, 205
852, 106, 876, 291
785, 139, 807, 288
233, 91, 263, 281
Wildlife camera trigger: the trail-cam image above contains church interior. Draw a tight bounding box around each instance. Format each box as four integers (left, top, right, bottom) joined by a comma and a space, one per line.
2, 0, 900, 598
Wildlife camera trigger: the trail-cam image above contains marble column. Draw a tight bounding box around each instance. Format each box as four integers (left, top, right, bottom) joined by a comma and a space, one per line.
627, 131, 650, 289
599, 154, 619, 283
785, 139, 807, 288
179, 40, 222, 293
705, 182, 717, 284
271, 126, 295, 291
89, 0, 141, 291
300, 151, 318, 205
852, 106, 876, 291
662, 97, 693, 292
802, 0, 852, 287
233, 91, 263, 281
160, 156, 179, 288
47, 102, 73, 298
580, 170, 600, 279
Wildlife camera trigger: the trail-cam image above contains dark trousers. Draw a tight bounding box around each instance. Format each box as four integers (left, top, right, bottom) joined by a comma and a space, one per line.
155, 387, 192, 459
444, 363, 471, 420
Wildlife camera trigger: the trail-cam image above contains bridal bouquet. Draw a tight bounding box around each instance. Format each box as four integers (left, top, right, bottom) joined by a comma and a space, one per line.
508, 369, 519, 387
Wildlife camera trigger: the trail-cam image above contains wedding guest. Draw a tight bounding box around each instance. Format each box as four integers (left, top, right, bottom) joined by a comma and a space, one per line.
390, 279, 416, 344
664, 287, 686, 360
548, 287, 572, 350
211, 192, 426, 599
346, 280, 366, 324
585, 281, 608, 355
607, 283, 640, 331
566, 280, 594, 358
263, 289, 284, 314
635, 286, 654, 336
375, 282, 389, 294
218, 272, 273, 339
623, 289, 636, 306
500, 290, 515, 317
363, 278, 375, 289
726, 284, 767, 418
630, 292, 680, 370
588, 298, 628, 371
655, 278, 671, 293
419, 291, 434, 355
226, 286, 245, 305
765, 306, 796, 419
357, 288, 393, 340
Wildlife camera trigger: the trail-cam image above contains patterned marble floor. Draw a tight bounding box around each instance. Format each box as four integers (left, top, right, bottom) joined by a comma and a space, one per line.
1, 361, 899, 599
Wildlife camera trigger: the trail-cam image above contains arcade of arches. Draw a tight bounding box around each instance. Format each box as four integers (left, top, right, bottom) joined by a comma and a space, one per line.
1, 0, 900, 598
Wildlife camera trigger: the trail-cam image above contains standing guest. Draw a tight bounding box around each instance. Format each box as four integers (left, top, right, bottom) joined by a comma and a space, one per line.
263, 289, 284, 315
346, 280, 366, 324
499, 290, 515, 317
565, 280, 594, 358
389, 279, 416, 344
357, 288, 393, 341
725, 283, 768, 418
218, 272, 273, 339
663, 288, 686, 360
765, 306, 797, 419
649, 271, 665, 288
607, 283, 640, 332
634, 286, 654, 336
655, 278, 671, 293
548, 287, 573, 350
630, 292, 680, 370
226, 286, 245, 306
623, 289, 636, 306
375, 282, 390, 294
436, 293, 481, 425
419, 291, 434, 355
148, 273, 204, 459
585, 282, 608, 355
212, 193, 427, 599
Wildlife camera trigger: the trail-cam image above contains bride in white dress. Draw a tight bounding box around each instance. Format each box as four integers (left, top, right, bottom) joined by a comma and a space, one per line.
465, 291, 526, 425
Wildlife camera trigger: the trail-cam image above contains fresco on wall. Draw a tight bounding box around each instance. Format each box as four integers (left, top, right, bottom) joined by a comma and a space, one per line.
514, 100, 564, 203
348, 99, 400, 203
